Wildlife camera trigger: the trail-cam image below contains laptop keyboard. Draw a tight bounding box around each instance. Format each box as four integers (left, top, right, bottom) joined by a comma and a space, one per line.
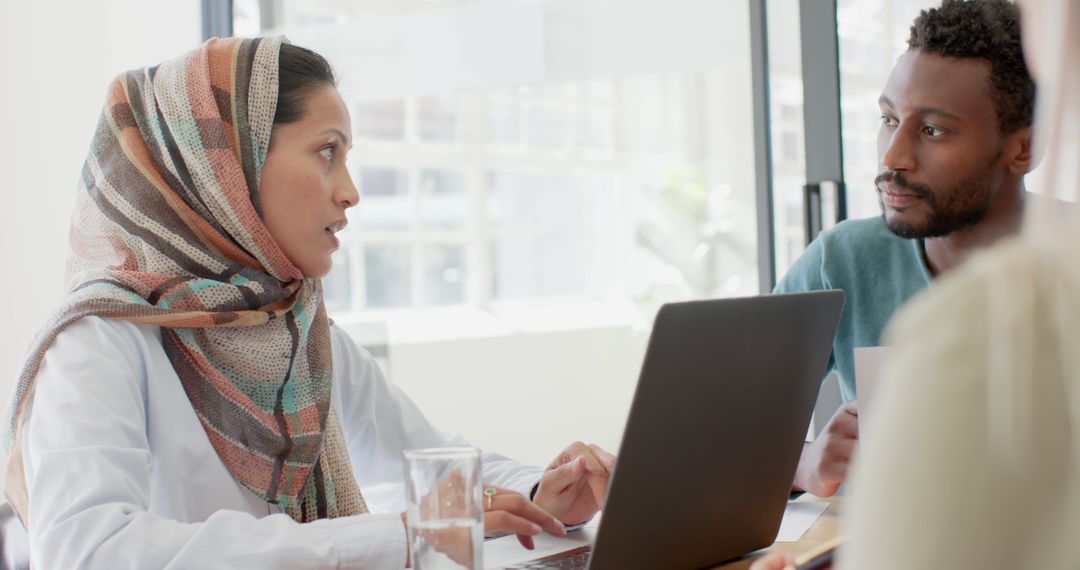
505, 545, 592, 569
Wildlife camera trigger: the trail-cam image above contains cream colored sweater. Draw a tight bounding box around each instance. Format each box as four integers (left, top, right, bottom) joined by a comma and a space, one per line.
840, 234, 1080, 569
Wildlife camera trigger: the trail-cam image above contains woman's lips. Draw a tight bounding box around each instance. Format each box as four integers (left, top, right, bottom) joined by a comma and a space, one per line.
324, 227, 340, 249
323, 219, 347, 250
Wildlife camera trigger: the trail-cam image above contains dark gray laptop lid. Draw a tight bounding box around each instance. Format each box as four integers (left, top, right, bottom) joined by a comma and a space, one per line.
587, 290, 844, 569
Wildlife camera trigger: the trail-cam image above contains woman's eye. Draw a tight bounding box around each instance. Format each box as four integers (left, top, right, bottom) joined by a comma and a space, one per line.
319, 145, 336, 162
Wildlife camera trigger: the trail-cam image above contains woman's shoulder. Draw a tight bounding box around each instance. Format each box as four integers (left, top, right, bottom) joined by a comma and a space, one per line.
50, 315, 161, 355
848, 235, 1080, 570
36, 316, 164, 396
889, 235, 1073, 339
882, 234, 1080, 405
27, 317, 165, 432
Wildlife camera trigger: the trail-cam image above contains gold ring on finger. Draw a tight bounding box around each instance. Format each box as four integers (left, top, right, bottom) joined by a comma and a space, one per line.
484, 487, 496, 511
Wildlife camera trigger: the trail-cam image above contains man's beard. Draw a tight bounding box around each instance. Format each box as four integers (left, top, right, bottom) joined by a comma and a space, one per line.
875, 165, 1000, 239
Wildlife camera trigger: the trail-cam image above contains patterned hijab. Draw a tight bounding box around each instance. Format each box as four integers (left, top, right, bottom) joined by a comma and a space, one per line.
2, 37, 366, 524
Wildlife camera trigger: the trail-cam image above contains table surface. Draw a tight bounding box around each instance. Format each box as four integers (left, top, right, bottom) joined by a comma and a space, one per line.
484, 495, 843, 569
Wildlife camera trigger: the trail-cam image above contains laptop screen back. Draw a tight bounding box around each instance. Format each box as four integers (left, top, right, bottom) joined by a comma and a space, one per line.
586, 290, 844, 569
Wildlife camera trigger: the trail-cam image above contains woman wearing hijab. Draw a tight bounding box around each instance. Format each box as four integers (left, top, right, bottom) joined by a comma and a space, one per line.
3, 37, 613, 568
752, 0, 1080, 568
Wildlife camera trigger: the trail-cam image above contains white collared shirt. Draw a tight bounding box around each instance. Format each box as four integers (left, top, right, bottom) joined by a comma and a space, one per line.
21, 316, 542, 568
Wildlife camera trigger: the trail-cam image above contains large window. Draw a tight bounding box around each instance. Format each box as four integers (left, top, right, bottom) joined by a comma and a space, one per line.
766, 0, 809, 279
837, 0, 932, 219
234, 0, 760, 463
237, 0, 760, 323
330, 87, 625, 313
767, 0, 931, 278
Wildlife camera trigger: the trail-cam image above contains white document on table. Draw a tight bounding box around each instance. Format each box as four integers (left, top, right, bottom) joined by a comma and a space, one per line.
774, 500, 829, 542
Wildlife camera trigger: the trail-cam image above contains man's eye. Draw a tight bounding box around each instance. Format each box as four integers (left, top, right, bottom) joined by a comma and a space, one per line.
922, 126, 946, 137
880, 115, 899, 127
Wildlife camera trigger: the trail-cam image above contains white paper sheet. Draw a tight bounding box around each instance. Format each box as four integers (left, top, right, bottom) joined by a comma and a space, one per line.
774, 500, 829, 542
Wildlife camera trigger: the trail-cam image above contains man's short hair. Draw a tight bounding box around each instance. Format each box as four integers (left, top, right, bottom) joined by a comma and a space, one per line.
907, 0, 1035, 134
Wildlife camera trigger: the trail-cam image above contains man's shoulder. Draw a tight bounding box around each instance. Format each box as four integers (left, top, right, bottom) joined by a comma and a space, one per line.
775, 216, 923, 293
813, 216, 917, 261
818, 216, 905, 249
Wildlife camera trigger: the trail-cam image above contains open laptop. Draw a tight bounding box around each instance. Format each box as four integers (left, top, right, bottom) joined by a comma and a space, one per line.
503, 290, 844, 569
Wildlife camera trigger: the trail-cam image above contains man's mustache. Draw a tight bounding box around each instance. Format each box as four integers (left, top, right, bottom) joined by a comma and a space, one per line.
875, 171, 934, 200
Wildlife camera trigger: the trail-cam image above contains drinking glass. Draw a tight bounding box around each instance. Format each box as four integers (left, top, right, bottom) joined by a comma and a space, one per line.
403, 446, 484, 570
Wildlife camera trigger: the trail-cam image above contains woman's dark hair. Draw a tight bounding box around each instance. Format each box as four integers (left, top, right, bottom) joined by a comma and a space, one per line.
273, 43, 337, 125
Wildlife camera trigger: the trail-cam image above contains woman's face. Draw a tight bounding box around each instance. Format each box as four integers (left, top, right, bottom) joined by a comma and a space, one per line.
260, 85, 358, 279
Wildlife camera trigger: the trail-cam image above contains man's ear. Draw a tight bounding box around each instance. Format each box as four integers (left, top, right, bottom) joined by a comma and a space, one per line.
1006, 126, 1035, 175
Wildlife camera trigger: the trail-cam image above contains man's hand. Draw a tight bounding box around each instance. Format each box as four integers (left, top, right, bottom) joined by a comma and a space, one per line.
749, 552, 796, 570
793, 401, 858, 497
533, 442, 616, 526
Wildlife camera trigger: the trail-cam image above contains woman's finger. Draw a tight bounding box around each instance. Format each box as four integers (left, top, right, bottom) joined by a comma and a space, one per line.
487, 487, 567, 536
548, 441, 594, 469
587, 444, 617, 471
545, 444, 613, 508
575, 447, 612, 505
539, 456, 587, 493
517, 533, 535, 550
565, 445, 609, 479
485, 509, 543, 538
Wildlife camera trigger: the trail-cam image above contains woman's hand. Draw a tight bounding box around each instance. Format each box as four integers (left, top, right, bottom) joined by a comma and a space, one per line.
402, 484, 566, 567
533, 442, 616, 526
483, 486, 567, 550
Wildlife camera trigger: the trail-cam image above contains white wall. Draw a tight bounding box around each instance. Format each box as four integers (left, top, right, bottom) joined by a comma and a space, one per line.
375, 324, 648, 467
286, 0, 759, 466
0, 2, 202, 407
